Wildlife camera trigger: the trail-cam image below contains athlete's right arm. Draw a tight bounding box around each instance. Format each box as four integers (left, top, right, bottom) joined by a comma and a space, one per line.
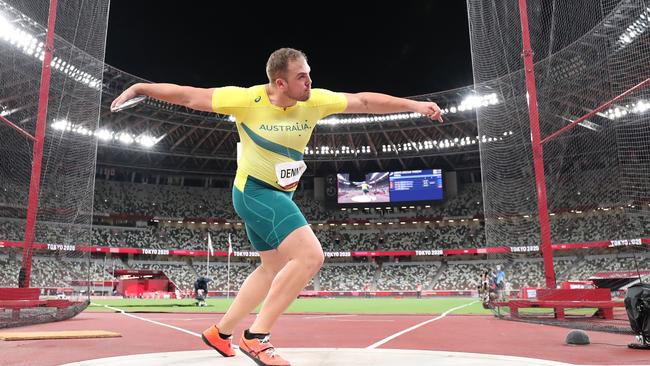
111, 83, 214, 112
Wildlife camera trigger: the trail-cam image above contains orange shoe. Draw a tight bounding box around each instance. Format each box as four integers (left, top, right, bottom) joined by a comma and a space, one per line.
201, 325, 235, 357
239, 333, 290, 366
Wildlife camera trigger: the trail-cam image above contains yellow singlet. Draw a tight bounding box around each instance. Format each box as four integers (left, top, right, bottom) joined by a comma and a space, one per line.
212, 85, 347, 191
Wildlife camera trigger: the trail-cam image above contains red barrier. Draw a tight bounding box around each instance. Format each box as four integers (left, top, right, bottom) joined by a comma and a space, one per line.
206, 290, 476, 298
1, 237, 648, 258
0, 288, 40, 300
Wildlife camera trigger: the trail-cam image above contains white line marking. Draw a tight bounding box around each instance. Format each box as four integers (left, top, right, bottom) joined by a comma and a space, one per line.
145, 317, 213, 321
366, 301, 477, 349
99, 304, 201, 338
338, 319, 395, 322
303, 314, 358, 319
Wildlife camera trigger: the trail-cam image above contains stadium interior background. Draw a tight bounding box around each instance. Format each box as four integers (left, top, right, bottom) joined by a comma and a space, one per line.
0, 0, 649, 307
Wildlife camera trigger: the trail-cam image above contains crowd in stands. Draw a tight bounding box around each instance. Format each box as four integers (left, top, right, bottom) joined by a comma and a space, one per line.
92, 181, 484, 221
93, 181, 237, 219
376, 262, 438, 291
0, 253, 114, 289
317, 263, 377, 291
564, 253, 650, 280
0, 208, 646, 253
1, 177, 649, 296
1, 252, 648, 294
2, 179, 647, 252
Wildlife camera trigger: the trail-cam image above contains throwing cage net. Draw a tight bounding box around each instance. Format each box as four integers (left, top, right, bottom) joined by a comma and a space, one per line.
467, 0, 650, 332
0, 0, 110, 326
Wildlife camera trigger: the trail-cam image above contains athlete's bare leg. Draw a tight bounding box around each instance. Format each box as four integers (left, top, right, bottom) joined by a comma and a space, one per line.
216, 250, 288, 334
248, 225, 324, 333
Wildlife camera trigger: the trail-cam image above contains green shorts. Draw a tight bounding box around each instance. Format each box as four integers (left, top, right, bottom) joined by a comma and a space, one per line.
232, 176, 308, 251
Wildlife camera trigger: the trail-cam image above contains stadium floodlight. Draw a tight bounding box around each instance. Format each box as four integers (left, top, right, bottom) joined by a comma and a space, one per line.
51, 121, 164, 147
617, 6, 650, 47
308, 132, 504, 156
459, 93, 499, 111
318, 111, 428, 125
0, 8, 102, 90
95, 129, 112, 141
0, 12, 10, 34
51, 119, 69, 131
604, 100, 649, 120
137, 135, 157, 148
117, 133, 134, 145
633, 100, 650, 113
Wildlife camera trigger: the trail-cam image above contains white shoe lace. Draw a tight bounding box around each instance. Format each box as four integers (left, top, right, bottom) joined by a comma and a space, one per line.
264, 348, 278, 357
259, 336, 278, 358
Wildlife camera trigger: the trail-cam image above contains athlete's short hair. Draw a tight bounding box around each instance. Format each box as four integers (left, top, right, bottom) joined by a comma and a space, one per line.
266, 48, 307, 83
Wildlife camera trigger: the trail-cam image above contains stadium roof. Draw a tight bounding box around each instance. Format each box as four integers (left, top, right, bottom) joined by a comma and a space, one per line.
3, 0, 647, 177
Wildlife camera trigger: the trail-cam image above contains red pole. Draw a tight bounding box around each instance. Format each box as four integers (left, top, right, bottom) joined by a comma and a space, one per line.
518, 0, 556, 288
541, 77, 650, 144
20, 0, 58, 288
0, 115, 36, 142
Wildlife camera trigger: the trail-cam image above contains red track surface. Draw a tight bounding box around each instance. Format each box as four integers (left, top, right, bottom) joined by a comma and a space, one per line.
1, 312, 647, 365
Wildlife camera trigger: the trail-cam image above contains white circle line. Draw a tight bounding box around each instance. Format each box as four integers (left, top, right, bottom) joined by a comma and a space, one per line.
366, 300, 477, 349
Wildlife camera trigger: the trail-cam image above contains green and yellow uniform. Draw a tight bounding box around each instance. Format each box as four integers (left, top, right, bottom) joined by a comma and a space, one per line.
212, 85, 347, 250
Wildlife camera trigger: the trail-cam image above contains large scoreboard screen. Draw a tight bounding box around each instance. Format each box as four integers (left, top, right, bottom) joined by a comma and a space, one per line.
337, 169, 443, 204
388, 169, 443, 202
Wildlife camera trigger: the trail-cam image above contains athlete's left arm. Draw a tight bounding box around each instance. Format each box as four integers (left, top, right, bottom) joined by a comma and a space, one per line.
343, 93, 443, 122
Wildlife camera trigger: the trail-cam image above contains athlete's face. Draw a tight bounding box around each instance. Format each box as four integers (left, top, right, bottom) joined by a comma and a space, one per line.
281, 57, 312, 101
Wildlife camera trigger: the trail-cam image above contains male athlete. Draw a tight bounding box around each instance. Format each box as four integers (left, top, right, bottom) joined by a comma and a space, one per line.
112, 48, 442, 366
360, 182, 371, 195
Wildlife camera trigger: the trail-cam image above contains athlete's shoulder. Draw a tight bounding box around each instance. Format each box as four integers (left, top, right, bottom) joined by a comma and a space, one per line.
212, 85, 263, 114
247, 84, 267, 104
304, 88, 348, 118
306, 88, 345, 104
213, 85, 260, 102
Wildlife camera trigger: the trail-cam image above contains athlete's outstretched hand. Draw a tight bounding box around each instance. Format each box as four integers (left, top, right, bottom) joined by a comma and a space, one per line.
414, 101, 443, 123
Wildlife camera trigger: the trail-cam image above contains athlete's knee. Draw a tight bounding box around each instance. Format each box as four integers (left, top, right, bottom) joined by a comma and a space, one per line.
301, 246, 324, 274
258, 251, 289, 277
313, 249, 325, 269
259, 260, 286, 277
279, 227, 324, 273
